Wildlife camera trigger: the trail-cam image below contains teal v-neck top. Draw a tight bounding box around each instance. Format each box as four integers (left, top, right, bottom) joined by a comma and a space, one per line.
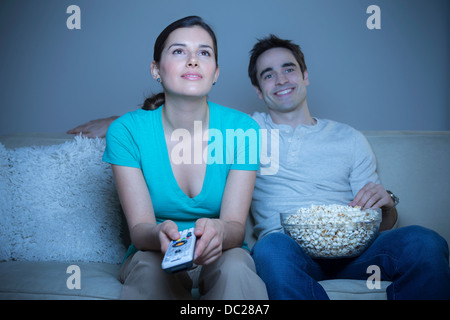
103, 102, 260, 259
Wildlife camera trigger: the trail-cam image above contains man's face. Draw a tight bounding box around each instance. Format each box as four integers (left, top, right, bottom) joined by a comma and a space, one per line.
254, 47, 309, 114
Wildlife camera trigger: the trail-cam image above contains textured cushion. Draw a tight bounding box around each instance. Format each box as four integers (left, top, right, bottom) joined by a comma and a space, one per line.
0, 135, 127, 263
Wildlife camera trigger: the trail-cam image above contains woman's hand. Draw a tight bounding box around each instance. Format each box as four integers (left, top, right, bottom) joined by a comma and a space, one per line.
193, 218, 225, 265
189, 169, 257, 266
157, 220, 180, 254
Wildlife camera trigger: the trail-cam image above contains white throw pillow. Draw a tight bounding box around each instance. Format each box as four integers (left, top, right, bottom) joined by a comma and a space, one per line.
0, 136, 126, 263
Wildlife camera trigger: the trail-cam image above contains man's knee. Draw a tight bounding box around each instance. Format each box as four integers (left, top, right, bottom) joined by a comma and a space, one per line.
395, 225, 448, 257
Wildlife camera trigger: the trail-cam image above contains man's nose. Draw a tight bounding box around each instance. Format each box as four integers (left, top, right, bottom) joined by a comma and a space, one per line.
276, 72, 288, 85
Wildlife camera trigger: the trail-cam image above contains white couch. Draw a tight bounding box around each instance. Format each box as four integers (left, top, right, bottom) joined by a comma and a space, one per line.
0, 132, 449, 300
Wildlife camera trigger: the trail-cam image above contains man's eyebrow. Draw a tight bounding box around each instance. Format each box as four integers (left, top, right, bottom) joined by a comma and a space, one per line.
282, 62, 297, 68
259, 67, 273, 78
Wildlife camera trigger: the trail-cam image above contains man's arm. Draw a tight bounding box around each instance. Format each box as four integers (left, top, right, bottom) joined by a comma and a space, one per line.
67, 116, 119, 138
380, 207, 398, 232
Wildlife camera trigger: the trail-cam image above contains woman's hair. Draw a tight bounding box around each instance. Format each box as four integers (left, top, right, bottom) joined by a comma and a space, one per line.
248, 34, 307, 91
142, 16, 218, 110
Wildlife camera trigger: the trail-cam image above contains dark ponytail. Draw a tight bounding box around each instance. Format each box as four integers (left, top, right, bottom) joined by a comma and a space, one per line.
142, 92, 165, 110
141, 16, 218, 111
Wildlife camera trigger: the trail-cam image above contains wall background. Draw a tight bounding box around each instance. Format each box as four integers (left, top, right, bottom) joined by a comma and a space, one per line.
0, 0, 448, 136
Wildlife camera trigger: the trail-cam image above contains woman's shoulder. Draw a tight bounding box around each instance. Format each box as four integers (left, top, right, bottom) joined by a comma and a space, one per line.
107, 108, 160, 140
112, 108, 158, 128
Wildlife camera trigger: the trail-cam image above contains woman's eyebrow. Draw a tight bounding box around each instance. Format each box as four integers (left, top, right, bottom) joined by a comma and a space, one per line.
167, 43, 213, 50
167, 43, 186, 50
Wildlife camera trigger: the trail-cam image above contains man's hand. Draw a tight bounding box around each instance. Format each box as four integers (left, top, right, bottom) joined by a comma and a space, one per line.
67, 116, 118, 138
350, 182, 395, 210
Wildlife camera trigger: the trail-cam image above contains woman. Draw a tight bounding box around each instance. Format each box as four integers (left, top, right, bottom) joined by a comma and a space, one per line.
102, 16, 267, 299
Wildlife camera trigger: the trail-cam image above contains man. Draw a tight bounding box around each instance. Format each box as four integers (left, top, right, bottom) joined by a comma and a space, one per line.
247, 35, 450, 300
68, 35, 450, 300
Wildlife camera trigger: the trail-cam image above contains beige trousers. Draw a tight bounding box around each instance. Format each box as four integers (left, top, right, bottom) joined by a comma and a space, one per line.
118, 247, 268, 300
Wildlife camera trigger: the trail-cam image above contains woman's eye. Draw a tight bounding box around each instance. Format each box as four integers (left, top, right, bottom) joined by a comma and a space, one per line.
199, 50, 211, 56
173, 49, 184, 55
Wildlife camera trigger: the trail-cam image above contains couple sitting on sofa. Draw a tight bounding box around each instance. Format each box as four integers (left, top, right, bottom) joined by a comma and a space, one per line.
68, 16, 450, 300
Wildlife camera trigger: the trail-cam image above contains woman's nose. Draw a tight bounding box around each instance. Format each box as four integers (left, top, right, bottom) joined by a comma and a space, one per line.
187, 54, 199, 67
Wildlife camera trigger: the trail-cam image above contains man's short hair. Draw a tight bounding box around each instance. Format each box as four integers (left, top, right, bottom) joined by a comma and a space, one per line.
248, 34, 307, 90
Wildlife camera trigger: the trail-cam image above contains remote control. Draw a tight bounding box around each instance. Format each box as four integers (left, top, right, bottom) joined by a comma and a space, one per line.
161, 227, 196, 274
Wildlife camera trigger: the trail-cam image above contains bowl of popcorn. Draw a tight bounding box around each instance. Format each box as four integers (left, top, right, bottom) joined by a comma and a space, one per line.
280, 204, 382, 259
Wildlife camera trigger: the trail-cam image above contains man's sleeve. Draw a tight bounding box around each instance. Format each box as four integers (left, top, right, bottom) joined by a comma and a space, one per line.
349, 131, 380, 196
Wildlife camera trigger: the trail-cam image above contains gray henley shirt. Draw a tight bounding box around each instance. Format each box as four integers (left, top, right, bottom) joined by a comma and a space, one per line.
250, 112, 380, 239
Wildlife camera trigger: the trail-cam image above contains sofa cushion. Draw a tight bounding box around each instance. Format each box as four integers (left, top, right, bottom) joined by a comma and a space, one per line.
0, 261, 122, 300
0, 136, 127, 263
364, 131, 450, 244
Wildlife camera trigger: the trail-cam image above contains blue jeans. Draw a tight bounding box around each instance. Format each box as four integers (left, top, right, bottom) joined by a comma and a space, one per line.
251, 225, 450, 300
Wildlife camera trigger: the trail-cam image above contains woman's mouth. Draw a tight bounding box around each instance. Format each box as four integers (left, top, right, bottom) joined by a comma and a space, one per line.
181, 72, 202, 80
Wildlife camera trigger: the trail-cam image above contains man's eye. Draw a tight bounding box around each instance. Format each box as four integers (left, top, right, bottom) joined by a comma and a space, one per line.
263, 74, 273, 80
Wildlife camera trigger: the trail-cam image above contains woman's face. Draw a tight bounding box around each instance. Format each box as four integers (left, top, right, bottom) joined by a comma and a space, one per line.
152, 26, 219, 99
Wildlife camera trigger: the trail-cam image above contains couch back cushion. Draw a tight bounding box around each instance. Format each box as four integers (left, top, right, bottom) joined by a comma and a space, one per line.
364, 131, 450, 244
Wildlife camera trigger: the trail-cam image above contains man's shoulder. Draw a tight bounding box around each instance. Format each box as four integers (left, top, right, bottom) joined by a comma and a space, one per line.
250, 111, 269, 128
320, 118, 363, 136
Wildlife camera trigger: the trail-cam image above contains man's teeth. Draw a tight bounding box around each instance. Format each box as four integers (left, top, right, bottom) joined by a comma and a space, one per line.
276, 89, 292, 95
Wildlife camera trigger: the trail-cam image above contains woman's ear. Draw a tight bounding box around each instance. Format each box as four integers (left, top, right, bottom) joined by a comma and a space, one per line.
151, 61, 160, 81
213, 65, 220, 85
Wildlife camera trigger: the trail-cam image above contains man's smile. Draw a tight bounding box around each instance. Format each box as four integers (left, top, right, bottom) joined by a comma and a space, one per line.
273, 87, 294, 97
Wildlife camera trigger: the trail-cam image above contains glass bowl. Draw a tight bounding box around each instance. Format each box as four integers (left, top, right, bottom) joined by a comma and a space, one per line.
280, 205, 382, 259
